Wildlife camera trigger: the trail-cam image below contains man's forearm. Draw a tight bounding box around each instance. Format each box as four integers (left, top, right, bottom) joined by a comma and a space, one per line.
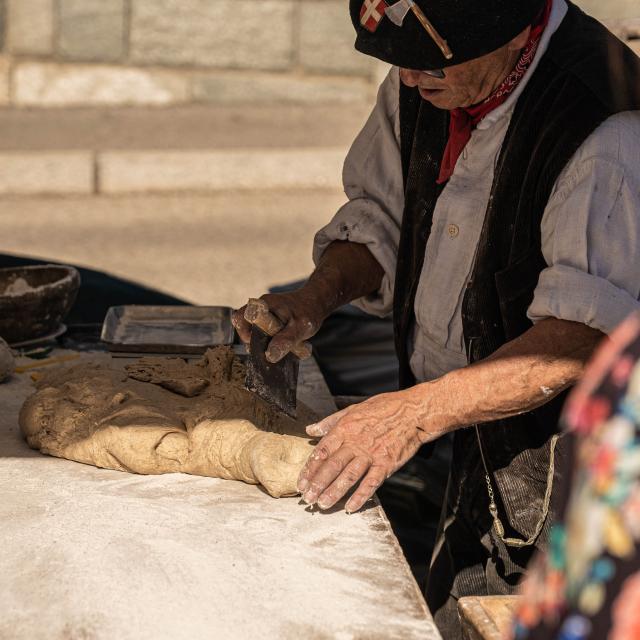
303, 241, 384, 320
298, 318, 604, 513
409, 318, 605, 439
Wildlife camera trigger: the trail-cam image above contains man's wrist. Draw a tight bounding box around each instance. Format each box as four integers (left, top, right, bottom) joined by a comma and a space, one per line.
402, 380, 460, 445
298, 278, 341, 324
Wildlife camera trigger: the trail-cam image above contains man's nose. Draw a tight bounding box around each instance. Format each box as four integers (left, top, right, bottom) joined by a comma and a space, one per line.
399, 68, 421, 87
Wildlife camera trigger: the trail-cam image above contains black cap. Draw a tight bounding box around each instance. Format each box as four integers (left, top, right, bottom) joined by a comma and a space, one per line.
350, 0, 547, 70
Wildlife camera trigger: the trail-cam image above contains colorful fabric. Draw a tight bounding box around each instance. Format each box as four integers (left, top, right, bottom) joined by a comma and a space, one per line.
511, 312, 640, 639
437, 0, 553, 184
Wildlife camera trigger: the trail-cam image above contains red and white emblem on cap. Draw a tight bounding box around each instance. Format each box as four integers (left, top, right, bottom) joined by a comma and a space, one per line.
360, 0, 388, 32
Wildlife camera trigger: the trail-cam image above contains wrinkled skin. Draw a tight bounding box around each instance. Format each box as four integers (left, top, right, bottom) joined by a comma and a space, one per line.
296, 391, 442, 513
293, 319, 602, 513
232, 241, 383, 364
399, 27, 531, 110
233, 289, 325, 365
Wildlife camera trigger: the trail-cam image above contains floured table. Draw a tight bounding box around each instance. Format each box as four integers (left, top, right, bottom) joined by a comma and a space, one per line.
0, 350, 441, 640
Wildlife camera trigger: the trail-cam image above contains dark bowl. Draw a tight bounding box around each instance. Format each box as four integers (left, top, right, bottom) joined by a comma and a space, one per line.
0, 265, 81, 344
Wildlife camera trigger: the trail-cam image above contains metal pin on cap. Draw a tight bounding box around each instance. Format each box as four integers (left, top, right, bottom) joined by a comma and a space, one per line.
408, 1, 453, 60
386, 1, 453, 60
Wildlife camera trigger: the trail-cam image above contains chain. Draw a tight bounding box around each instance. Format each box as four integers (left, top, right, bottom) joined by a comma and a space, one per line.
475, 425, 560, 548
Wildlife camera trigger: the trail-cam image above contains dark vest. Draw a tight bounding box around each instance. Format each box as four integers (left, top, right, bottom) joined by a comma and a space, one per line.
395, 4, 640, 538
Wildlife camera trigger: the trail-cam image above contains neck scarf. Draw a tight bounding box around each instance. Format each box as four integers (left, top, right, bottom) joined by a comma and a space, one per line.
437, 0, 553, 184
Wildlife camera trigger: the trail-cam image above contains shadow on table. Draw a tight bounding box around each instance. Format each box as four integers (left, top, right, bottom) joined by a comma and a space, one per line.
0, 436, 42, 459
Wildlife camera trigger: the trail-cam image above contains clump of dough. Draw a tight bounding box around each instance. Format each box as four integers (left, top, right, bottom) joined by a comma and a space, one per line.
0, 337, 14, 383
19, 347, 317, 497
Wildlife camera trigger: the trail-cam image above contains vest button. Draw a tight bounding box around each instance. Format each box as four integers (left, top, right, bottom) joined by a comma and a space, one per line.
448, 224, 460, 238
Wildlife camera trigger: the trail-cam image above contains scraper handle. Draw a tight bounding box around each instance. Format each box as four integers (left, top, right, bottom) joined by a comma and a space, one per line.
244, 298, 312, 360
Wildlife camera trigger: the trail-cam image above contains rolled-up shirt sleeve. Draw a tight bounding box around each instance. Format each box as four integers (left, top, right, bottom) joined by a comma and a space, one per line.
528, 112, 640, 335
313, 67, 404, 318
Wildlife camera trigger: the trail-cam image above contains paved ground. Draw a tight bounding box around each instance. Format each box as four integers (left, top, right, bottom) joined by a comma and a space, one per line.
0, 190, 347, 308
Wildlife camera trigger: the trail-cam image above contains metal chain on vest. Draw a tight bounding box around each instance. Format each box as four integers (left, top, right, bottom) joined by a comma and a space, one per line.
475, 426, 560, 548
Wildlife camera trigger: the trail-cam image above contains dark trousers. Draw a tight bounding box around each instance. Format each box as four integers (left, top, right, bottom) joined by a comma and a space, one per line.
424, 428, 558, 639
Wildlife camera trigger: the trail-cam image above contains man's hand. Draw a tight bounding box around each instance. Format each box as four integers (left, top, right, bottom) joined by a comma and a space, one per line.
232, 289, 325, 364
297, 390, 443, 513
296, 318, 604, 514
232, 241, 385, 363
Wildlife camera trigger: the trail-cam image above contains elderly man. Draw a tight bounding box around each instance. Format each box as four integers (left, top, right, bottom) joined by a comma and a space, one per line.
234, 0, 640, 635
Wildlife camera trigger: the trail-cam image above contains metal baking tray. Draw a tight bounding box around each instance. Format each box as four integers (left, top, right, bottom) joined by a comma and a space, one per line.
101, 305, 235, 354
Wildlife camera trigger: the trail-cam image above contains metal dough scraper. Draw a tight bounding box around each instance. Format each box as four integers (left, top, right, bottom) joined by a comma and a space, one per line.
243, 298, 312, 418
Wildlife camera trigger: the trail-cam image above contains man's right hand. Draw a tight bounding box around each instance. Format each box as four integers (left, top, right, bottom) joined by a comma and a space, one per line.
232, 240, 385, 363
232, 289, 326, 364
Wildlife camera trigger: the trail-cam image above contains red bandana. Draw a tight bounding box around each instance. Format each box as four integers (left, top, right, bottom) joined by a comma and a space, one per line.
437, 0, 553, 184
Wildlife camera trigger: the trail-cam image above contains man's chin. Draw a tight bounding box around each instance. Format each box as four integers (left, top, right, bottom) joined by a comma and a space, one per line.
418, 88, 453, 109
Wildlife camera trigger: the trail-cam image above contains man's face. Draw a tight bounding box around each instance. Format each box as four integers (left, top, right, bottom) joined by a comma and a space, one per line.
399, 30, 528, 110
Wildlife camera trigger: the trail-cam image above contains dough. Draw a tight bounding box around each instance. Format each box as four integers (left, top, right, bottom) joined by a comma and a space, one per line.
0, 337, 14, 383
19, 347, 317, 497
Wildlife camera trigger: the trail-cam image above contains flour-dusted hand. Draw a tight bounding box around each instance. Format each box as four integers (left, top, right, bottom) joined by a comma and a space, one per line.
297, 390, 447, 513
232, 290, 326, 364
231, 241, 385, 364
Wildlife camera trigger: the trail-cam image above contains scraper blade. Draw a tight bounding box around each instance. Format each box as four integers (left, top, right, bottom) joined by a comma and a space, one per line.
245, 326, 299, 418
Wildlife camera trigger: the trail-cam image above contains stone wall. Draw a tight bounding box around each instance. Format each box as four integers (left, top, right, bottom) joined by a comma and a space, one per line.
0, 0, 382, 107
0, 0, 638, 108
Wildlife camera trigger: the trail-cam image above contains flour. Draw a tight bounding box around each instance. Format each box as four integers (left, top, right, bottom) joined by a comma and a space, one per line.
2, 277, 37, 297
1, 353, 440, 640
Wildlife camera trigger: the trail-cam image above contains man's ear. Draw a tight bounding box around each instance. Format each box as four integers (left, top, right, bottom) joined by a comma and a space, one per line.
508, 26, 532, 51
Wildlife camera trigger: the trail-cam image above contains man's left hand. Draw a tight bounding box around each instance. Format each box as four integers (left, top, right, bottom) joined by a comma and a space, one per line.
297, 390, 434, 513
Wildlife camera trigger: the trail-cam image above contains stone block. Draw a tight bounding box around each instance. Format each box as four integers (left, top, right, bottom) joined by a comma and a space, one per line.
130, 0, 295, 70
298, 0, 371, 76
13, 62, 190, 107
191, 71, 373, 104
98, 148, 346, 193
58, 0, 125, 62
0, 56, 9, 104
576, 0, 640, 22
0, 0, 5, 52
6, 0, 54, 55
0, 152, 93, 194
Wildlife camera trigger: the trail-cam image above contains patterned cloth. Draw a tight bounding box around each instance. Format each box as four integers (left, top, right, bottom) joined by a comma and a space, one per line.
511, 312, 640, 639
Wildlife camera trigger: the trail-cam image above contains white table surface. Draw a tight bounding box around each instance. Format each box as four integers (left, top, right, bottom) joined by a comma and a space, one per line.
0, 351, 441, 640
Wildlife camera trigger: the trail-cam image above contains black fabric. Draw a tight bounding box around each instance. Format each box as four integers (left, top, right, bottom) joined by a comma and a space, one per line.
350, 0, 546, 71
395, 83, 448, 389
392, 4, 640, 633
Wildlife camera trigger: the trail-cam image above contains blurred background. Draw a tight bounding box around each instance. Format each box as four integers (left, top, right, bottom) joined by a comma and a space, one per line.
0, 0, 638, 307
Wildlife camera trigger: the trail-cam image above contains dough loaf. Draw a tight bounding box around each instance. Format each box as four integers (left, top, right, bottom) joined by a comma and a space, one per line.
19, 347, 316, 497
0, 337, 14, 383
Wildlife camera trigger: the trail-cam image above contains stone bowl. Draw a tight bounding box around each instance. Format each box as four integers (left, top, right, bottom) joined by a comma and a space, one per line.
0, 265, 81, 344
